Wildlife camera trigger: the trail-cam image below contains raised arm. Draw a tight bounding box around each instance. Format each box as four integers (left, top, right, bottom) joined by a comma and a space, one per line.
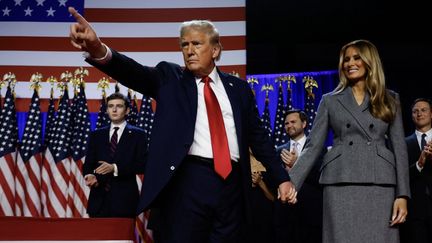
68, 7, 106, 58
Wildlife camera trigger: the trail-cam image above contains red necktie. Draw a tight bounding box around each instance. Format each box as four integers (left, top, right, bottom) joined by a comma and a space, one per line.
202, 76, 232, 179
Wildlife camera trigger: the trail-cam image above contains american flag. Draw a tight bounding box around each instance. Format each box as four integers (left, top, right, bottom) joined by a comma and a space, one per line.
127, 90, 139, 126
0, 0, 246, 113
41, 87, 71, 217
261, 93, 273, 140
272, 81, 287, 147
137, 94, 154, 146
68, 84, 90, 217
43, 87, 56, 147
303, 76, 318, 135
14, 89, 43, 217
95, 93, 109, 129
0, 84, 18, 216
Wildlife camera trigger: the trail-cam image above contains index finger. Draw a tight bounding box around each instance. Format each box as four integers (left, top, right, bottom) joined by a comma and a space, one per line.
68, 7, 90, 27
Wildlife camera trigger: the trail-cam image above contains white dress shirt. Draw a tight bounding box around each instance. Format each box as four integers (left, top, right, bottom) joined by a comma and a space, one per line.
415, 128, 432, 171
188, 67, 239, 162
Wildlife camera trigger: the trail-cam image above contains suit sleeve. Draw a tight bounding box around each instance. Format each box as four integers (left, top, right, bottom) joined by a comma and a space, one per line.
289, 95, 330, 191
246, 87, 290, 185
83, 131, 97, 176
87, 49, 182, 99
388, 93, 410, 198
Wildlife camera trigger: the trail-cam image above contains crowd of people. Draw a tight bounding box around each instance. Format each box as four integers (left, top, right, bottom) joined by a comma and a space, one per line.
68, 6, 432, 243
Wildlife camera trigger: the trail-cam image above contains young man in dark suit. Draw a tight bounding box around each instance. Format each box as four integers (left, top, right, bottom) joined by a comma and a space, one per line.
275, 109, 324, 243
69, 7, 297, 242
83, 92, 147, 218
401, 98, 432, 243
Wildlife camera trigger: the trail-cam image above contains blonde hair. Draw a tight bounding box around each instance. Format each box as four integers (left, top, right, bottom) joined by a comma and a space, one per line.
179, 20, 223, 61
334, 39, 396, 123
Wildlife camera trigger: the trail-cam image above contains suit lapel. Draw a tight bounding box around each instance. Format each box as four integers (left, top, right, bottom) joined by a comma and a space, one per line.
218, 70, 243, 148
337, 87, 373, 139
181, 70, 198, 125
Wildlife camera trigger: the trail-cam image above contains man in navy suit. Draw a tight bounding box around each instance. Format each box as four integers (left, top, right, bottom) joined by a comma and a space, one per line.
83, 92, 147, 218
400, 98, 432, 243
69, 7, 297, 242
274, 109, 324, 243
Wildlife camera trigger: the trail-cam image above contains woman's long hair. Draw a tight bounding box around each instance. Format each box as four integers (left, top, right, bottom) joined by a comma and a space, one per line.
334, 39, 397, 123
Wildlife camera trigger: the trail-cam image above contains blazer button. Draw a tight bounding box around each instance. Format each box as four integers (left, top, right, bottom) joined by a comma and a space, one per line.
346, 123, 351, 128
349, 141, 353, 145
367, 141, 371, 145
170, 166, 175, 171
369, 124, 374, 129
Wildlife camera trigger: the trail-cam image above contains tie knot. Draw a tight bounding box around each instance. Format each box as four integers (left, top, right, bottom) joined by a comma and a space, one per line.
422, 133, 427, 139
202, 76, 211, 84
113, 127, 119, 133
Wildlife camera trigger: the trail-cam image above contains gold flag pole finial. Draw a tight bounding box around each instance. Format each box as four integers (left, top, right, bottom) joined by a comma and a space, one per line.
3, 72, 17, 97
247, 77, 259, 96
277, 75, 296, 90
97, 77, 110, 99
73, 67, 89, 94
30, 72, 43, 93
46, 76, 58, 97
261, 83, 274, 99
59, 71, 73, 94
302, 75, 318, 99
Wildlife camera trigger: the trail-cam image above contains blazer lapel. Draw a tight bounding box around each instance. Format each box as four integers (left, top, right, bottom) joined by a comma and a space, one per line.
337, 87, 373, 139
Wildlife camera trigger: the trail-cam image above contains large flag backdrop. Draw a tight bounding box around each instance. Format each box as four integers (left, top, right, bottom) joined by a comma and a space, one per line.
0, 0, 246, 112
1, 1, 245, 242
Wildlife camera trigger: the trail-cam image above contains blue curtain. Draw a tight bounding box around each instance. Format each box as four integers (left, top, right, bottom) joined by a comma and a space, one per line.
247, 70, 338, 127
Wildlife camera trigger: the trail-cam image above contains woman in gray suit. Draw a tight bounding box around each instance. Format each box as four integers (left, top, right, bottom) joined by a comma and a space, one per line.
289, 39, 410, 243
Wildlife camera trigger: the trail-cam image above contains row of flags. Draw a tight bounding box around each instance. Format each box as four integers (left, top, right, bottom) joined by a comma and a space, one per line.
249, 75, 318, 147
0, 70, 316, 243
0, 77, 155, 243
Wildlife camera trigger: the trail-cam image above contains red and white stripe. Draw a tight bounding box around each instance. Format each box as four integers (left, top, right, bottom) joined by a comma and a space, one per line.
135, 174, 153, 243
0, 0, 246, 112
67, 157, 90, 218
40, 149, 71, 218
14, 153, 43, 217
0, 152, 16, 216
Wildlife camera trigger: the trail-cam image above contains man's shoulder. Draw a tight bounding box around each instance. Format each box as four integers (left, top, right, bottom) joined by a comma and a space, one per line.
126, 124, 146, 135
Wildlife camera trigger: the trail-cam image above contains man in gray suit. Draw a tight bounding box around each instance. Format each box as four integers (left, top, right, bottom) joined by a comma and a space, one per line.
274, 109, 324, 243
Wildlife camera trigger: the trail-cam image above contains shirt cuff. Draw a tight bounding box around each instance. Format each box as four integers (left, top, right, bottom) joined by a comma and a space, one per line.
416, 161, 424, 172
113, 163, 118, 176
83, 43, 112, 64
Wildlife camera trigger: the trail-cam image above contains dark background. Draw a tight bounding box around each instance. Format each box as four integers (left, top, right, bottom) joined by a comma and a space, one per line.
246, 0, 432, 134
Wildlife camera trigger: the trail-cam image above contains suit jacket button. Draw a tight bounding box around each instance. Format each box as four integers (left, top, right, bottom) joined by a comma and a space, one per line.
367, 141, 371, 145
349, 141, 353, 145
170, 166, 175, 171
346, 123, 351, 128
369, 124, 374, 129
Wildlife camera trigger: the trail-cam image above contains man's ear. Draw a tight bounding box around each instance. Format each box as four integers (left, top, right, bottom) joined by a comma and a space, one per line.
212, 45, 221, 59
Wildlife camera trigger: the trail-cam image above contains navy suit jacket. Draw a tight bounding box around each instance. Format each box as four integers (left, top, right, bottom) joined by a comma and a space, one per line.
405, 133, 432, 220
83, 124, 147, 217
88, 50, 290, 217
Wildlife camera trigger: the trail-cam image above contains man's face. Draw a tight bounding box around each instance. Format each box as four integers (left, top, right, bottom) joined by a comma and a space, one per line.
284, 113, 306, 140
412, 101, 432, 131
180, 29, 220, 77
107, 99, 129, 125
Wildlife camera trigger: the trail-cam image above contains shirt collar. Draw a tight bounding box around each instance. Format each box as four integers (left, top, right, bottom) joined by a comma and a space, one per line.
195, 67, 219, 85
110, 121, 127, 131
